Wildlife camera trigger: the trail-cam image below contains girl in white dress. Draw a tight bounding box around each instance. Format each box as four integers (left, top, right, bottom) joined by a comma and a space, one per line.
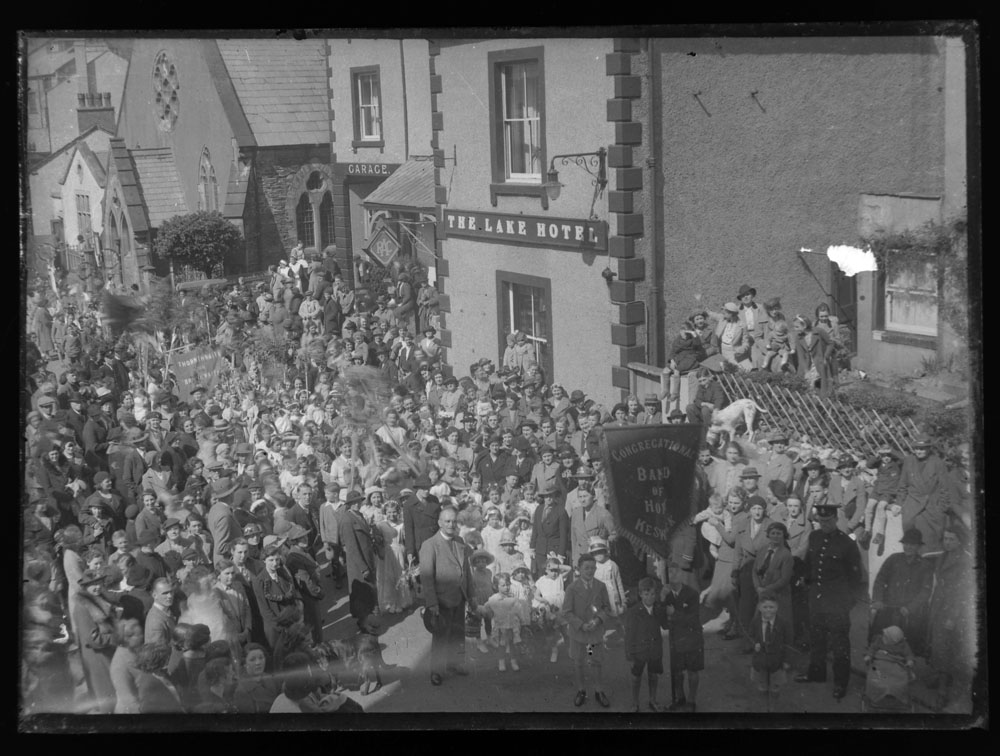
533, 555, 571, 662
376, 500, 412, 614
480, 573, 530, 672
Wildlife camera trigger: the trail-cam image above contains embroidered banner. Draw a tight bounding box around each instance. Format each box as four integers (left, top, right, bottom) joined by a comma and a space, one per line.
171, 347, 230, 402
601, 424, 702, 559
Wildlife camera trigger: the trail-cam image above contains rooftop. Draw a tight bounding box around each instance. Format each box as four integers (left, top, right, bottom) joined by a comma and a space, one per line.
216, 39, 330, 148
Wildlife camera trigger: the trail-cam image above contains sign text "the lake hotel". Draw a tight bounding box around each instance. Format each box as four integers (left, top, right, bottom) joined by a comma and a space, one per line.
441, 209, 608, 252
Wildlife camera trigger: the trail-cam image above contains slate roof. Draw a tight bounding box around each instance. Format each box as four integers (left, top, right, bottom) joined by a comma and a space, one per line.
130, 148, 188, 229
107, 137, 149, 234
216, 39, 330, 148
362, 158, 437, 213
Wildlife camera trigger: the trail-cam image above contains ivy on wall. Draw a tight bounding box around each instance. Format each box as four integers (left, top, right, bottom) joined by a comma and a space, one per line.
860, 211, 969, 344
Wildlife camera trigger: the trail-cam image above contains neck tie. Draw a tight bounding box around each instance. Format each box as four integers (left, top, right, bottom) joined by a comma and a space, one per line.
761, 548, 774, 575
764, 621, 772, 645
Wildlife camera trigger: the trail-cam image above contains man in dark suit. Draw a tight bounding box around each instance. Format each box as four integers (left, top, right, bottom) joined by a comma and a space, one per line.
337, 489, 377, 589
750, 594, 789, 694
231, 538, 266, 646
403, 479, 441, 565
419, 505, 475, 686
529, 483, 569, 577
624, 576, 669, 712
662, 562, 704, 712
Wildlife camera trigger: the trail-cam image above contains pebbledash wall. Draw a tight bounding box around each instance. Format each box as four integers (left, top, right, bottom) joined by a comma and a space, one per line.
431, 38, 625, 407
644, 36, 964, 376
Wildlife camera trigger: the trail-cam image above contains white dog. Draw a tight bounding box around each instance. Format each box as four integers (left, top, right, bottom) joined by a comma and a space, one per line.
706, 398, 769, 446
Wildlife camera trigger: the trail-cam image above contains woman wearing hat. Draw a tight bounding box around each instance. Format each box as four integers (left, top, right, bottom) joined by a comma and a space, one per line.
715, 302, 752, 370
752, 522, 795, 643
252, 537, 300, 650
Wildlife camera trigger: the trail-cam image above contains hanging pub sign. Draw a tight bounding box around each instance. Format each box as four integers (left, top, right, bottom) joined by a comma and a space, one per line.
441, 209, 608, 252
601, 424, 702, 560
363, 222, 401, 268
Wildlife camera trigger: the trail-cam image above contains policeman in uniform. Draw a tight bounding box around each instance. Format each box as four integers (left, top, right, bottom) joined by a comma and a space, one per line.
795, 499, 864, 699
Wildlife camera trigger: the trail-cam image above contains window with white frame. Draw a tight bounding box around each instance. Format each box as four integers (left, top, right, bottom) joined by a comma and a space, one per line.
497, 271, 553, 381
883, 254, 938, 336
351, 67, 382, 145
500, 61, 541, 181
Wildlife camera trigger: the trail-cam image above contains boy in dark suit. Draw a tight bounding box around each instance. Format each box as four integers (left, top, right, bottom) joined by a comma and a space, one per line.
750, 594, 789, 695
623, 576, 669, 712
662, 562, 704, 712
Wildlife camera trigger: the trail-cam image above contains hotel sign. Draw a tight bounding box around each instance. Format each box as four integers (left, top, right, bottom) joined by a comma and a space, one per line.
441, 209, 608, 252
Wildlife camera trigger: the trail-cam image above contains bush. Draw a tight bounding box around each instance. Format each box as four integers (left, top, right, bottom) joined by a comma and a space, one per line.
155, 211, 244, 277
835, 386, 920, 417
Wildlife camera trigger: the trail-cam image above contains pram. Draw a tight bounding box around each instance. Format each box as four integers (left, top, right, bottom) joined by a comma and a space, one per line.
860, 648, 915, 713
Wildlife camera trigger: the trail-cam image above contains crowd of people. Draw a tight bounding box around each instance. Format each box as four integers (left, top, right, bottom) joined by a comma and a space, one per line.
22, 250, 976, 716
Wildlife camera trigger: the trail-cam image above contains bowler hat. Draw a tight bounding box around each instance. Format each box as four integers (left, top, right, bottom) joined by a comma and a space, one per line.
412, 473, 434, 490
643, 393, 660, 405
737, 284, 757, 298
421, 606, 442, 634
570, 390, 586, 402
209, 477, 240, 499
740, 466, 761, 479
900, 528, 924, 546
536, 481, 559, 498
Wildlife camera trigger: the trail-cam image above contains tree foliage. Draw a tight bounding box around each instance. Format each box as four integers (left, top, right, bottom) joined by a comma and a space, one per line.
155, 211, 244, 277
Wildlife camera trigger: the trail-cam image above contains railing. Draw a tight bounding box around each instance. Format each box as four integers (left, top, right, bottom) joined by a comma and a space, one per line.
716, 371, 922, 456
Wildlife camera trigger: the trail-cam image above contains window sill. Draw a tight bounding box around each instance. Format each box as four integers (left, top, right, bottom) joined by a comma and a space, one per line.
490, 182, 549, 210
352, 139, 385, 153
873, 329, 938, 349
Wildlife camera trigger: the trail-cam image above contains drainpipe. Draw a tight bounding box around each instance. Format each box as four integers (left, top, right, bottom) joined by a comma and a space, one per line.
399, 39, 409, 161
647, 38, 665, 366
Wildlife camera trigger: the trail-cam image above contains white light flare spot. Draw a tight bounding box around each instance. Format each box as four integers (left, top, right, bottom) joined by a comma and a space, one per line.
826, 244, 879, 276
